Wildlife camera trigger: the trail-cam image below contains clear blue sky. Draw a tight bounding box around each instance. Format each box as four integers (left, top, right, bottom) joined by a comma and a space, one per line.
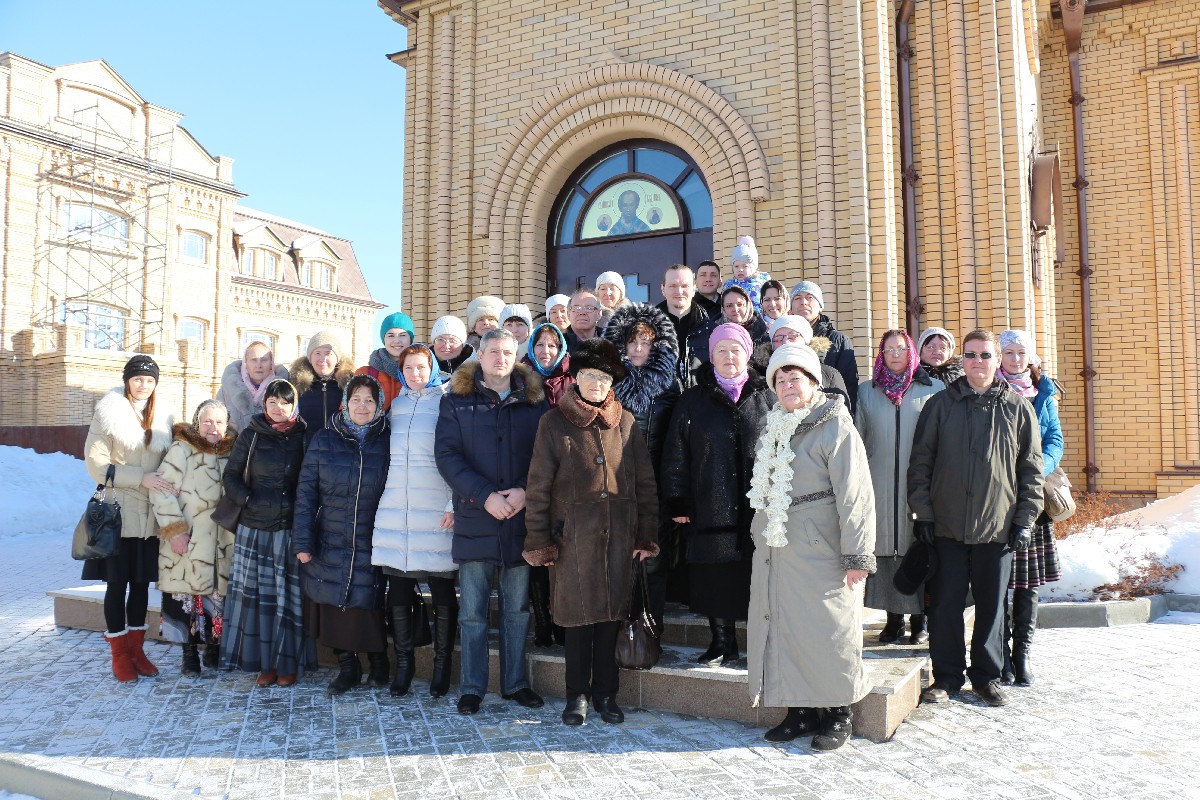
1, 1, 409, 328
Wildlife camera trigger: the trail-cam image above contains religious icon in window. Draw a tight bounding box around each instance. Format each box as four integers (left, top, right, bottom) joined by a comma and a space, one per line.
578, 178, 682, 241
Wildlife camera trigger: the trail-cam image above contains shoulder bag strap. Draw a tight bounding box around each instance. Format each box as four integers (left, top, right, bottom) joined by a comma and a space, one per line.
243, 432, 258, 487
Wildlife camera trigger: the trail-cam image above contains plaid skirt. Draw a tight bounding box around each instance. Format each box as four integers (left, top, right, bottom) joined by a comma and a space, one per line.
1009, 516, 1062, 589
219, 525, 317, 675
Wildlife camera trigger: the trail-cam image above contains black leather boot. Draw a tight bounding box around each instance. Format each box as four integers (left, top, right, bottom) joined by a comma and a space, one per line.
697, 618, 738, 666
877, 613, 905, 644
388, 604, 416, 697
181, 644, 201, 677
1001, 597, 1016, 685
1012, 588, 1038, 686
764, 707, 821, 743
202, 641, 220, 669
367, 652, 390, 688
908, 614, 929, 645
529, 569, 554, 647
429, 605, 458, 698
327, 649, 362, 696
811, 706, 853, 751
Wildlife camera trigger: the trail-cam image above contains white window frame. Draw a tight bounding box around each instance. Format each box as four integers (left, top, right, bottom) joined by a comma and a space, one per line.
180, 231, 209, 263
263, 252, 278, 280
63, 203, 130, 247
61, 301, 127, 350
241, 248, 255, 275
177, 317, 207, 346
240, 329, 277, 353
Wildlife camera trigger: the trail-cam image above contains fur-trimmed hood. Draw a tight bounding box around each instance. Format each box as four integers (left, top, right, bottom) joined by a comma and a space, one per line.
93, 388, 173, 454
602, 302, 679, 355
171, 422, 237, 457
809, 335, 832, 358
289, 354, 357, 397
449, 360, 545, 405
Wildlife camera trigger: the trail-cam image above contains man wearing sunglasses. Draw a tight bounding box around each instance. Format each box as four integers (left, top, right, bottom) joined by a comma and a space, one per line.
906, 328, 1044, 709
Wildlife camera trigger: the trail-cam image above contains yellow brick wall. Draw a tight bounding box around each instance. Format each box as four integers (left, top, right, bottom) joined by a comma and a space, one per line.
1040, 0, 1200, 497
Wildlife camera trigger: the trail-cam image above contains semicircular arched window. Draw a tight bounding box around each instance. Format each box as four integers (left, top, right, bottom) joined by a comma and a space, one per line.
552, 141, 713, 247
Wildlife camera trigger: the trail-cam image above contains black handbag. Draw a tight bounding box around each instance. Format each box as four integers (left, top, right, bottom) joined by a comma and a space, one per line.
211, 432, 257, 533
614, 559, 662, 671
71, 465, 123, 561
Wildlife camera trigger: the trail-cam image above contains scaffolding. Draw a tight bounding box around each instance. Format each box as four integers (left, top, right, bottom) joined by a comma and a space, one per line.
32, 102, 175, 352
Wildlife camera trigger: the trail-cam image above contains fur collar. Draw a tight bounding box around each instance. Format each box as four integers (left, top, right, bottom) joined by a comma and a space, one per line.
603, 303, 679, 355
613, 344, 677, 415
809, 336, 832, 358
94, 389, 173, 454
219, 360, 288, 404
172, 422, 237, 456
289, 355, 356, 397
795, 392, 845, 434
558, 386, 623, 429
449, 361, 545, 405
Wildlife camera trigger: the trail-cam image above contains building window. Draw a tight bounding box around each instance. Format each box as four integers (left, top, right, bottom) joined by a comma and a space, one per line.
241, 248, 255, 275
180, 231, 208, 263
240, 329, 277, 353
63, 203, 130, 247
321, 264, 334, 291
177, 317, 207, 346
300, 261, 312, 287
61, 302, 127, 350
298, 335, 310, 359
264, 252, 278, 280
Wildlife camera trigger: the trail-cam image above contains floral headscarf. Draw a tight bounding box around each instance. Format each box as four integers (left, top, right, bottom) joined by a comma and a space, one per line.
872, 329, 917, 407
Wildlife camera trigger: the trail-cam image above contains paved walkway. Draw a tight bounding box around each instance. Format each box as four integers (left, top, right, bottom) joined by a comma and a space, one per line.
2, 529, 1199, 800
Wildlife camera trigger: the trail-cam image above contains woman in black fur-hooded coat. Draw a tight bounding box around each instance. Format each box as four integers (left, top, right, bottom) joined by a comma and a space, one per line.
602, 303, 682, 470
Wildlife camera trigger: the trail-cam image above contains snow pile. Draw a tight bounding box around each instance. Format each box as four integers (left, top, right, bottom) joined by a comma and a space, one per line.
1047, 483, 1200, 601
0, 445, 96, 539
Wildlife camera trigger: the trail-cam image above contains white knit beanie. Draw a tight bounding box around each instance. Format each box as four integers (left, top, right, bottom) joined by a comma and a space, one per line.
431, 315, 468, 342
768, 315, 813, 344
766, 343, 823, 389
545, 294, 570, 315
595, 271, 625, 295
466, 295, 505, 330
730, 235, 759, 268
306, 329, 343, 360
916, 326, 956, 355
500, 303, 533, 330
790, 281, 825, 310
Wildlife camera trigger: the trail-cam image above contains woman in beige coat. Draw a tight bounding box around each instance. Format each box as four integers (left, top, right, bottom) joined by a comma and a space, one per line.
747, 343, 876, 751
151, 399, 237, 677
82, 355, 174, 683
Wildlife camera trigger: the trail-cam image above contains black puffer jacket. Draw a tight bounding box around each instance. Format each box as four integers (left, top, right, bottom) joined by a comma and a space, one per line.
924, 356, 965, 386
685, 313, 771, 375
603, 303, 682, 471
659, 364, 775, 563
222, 414, 308, 532
811, 314, 860, 413
292, 407, 390, 609
290, 355, 357, 445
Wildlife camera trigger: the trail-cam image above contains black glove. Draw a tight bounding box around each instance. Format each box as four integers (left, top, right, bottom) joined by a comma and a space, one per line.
1008, 523, 1033, 552
913, 521, 936, 545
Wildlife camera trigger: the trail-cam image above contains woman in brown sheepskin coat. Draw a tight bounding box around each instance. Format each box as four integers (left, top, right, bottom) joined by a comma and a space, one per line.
523, 339, 660, 727
151, 399, 238, 676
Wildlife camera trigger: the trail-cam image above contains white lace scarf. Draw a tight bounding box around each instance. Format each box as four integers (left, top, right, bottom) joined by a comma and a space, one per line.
748, 394, 824, 547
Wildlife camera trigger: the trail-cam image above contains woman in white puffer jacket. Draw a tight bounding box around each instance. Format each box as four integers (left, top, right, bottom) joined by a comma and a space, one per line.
371, 344, 458, 698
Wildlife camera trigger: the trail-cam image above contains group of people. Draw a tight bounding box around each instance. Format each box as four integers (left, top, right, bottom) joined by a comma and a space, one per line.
81, 233, 1059, 752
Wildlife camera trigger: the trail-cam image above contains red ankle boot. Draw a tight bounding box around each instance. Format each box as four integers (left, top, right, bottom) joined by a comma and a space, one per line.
105, 630, 138, 683
126, 625, 159, 677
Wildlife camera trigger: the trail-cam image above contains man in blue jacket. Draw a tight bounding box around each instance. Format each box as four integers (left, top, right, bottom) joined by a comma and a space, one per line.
436, 328, 550, 715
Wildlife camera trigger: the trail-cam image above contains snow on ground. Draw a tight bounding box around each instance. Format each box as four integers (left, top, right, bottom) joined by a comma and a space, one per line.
1048, 483, 1200, 601
0, 445, 94, 539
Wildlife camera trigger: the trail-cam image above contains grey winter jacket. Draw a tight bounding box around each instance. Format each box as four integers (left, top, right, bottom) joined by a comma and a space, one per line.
907, 376, 1044, 544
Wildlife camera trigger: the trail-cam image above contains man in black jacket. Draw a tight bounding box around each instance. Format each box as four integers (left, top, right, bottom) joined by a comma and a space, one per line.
656, 264, 710, 388
790, 281, 860, 413
907, 329, 1044, 708
435, 328, 550, 715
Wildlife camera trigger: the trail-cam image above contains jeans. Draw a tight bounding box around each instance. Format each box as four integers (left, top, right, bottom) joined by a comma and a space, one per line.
457, 560, 531, 697
928, 538, 1012, 690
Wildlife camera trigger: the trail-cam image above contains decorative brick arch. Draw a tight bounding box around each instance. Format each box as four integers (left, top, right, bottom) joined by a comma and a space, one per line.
475, 63, 771, 299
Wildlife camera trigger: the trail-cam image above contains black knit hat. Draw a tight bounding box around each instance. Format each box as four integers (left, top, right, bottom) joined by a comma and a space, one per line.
123, 354, 159, 384
569, 338, 627, 382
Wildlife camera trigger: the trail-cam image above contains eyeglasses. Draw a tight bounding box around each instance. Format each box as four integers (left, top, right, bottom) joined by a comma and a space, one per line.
772, 332, 801, 344
576, 370, 613, 385
962, 352, 994, 360
882, 347, 909, 356
570, 305, 599, 313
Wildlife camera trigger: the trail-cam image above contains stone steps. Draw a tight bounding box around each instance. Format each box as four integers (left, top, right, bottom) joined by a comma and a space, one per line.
50, 585, 929, 742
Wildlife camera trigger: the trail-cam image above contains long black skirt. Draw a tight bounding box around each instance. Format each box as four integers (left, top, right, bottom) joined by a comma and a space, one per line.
689, 560, 752, 621
81, 536, 158, 584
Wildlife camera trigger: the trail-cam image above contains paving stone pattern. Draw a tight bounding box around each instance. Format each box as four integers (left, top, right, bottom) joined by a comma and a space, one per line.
2, 530, 1199, 800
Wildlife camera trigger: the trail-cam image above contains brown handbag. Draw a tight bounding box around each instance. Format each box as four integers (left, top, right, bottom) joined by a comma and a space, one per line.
210, 432, 257, 533
614, 559, 661, 671
1043, 466, 1076, 523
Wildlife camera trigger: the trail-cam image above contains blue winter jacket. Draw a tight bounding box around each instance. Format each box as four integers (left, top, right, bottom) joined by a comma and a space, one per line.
292, 410, 390, 609
435, 362, 549, 566
1032, 374, 1064, 477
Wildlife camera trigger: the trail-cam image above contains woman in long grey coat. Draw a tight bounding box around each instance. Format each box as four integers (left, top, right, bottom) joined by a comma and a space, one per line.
856, 329, 943, 645
371, 344, 459, 698
747, 343, 876, 751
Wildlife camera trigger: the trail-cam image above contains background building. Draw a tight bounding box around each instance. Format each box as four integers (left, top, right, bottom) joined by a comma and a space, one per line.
378, 0, 1198, 499
0, 53, 383, 452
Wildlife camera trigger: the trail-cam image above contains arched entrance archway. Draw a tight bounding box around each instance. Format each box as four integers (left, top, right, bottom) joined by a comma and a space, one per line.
548, 140, 713, 301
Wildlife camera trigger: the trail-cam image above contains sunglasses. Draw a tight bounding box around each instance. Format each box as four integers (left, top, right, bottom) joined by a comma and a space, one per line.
962, 352, 995, 360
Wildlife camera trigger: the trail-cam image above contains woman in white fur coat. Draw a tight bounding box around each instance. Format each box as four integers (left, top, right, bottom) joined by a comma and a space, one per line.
82, 355, 174, 683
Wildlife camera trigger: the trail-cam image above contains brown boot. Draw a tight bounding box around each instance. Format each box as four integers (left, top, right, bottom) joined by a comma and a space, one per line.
105, 630, 138, 684
126, 625, 159, 677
